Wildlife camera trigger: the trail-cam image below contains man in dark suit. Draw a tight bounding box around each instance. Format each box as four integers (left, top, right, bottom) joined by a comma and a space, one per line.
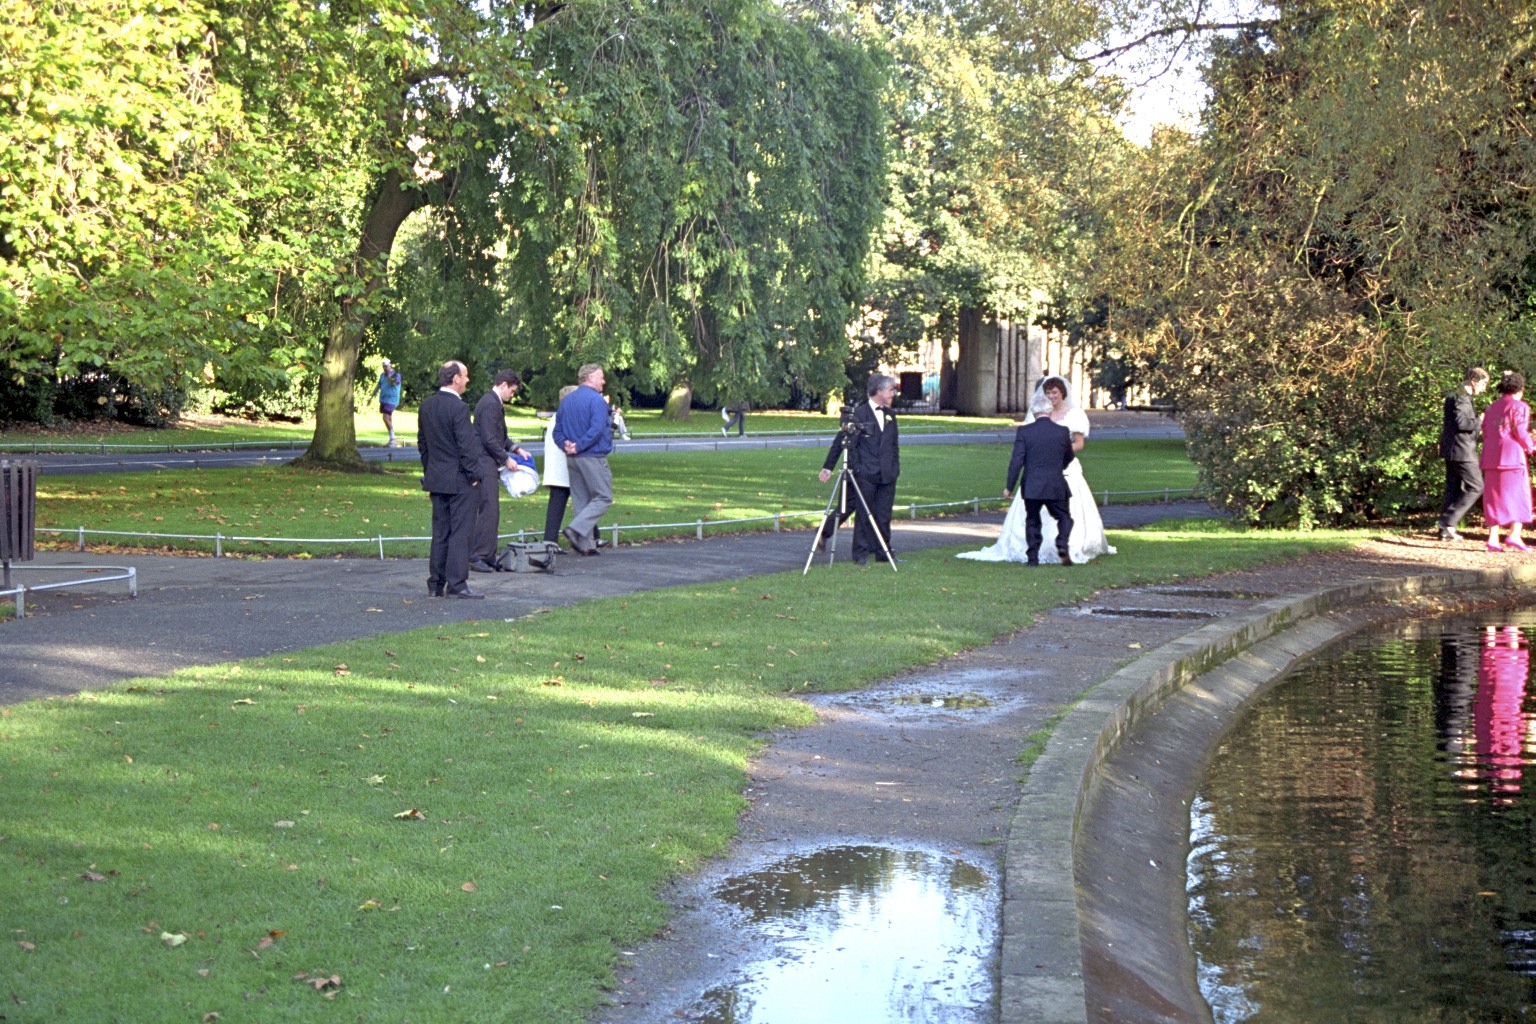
1439, 366, 1489, 541
417, 360, 484, 598
1007, 393, 1075, 565
469, 369, 530, 572
819, 373, 900, 565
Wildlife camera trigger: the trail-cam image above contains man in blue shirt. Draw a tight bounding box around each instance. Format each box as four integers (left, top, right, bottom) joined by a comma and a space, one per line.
551, 363, 614, 555
374, 359, 403, 448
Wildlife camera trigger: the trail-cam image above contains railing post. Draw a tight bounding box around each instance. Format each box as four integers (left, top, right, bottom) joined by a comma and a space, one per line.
378, 536, 385, 560
774, 513, 781, 532
215, 533, 223, 558
77, 526, 85, 552
695, 519, 704, 540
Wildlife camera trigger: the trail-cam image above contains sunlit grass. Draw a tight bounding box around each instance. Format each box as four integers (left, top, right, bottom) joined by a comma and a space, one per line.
0, 518, 1352, 1022
33, 440, 1197, 556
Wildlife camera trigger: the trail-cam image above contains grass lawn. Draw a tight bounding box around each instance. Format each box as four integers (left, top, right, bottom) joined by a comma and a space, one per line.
33, 439, 1198, 556
0, 407, 1020, 453
0, 518, 1353, 1023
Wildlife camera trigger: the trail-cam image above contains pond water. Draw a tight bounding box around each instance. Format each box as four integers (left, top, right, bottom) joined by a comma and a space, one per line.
1189, 612, 1536, 1023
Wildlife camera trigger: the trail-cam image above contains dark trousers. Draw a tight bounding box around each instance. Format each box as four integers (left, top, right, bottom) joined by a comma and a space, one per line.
543, 486, 570, 543
1025, 497, 1073, 562
852, 476, 896, 561
724, 409, 745, 436
429, 487, 477, 592
1441, 459, 1483, 528
469, 466, 501, 564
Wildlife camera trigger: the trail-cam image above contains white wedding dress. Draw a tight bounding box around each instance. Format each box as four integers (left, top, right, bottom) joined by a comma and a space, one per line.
957, 406, 1116, 565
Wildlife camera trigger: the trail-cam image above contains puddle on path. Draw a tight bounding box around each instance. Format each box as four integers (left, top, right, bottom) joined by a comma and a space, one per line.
685, 845, 997, 1024
810, 666, 1032, 722
1064, 605, 1223, 620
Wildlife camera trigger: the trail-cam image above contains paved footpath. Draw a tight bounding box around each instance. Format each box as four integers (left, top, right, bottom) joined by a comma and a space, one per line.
3, 502, 1206, 703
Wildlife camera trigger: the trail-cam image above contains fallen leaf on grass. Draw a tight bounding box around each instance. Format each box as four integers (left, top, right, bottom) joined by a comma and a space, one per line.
631, 712, 655, 718
161, 931, 189, 948
18, 940, 35, 951
295, 972, 342, 993
333, 665, 350, 677
274, 820, 296, 829
393, 808, 425, 821
231, 698, 256, 707
357, 899, 382, 911
460, 882, 477, 892
542, 677, 564, 687
364, 775, 387, 786
79, 870, 111, 882
202, 1013, 220, 1022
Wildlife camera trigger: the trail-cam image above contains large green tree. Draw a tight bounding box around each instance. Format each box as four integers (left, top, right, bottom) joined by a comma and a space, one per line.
472, 0, 886, 411
0, 0, 325, 417
856, 2, 1123, 392
1087, 0, 1536, 525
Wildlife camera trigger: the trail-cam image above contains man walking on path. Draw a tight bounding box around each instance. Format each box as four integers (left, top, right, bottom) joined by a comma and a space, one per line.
553, 364, 614, 556
417, 360, 484, 598
374, 359, 403, 447
469, 369, 530, 572
1008, 392, 1075, 566
1440, 366, 1490, 541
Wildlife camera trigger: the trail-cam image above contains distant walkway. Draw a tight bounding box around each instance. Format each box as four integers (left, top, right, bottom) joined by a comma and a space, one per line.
7, 412, 1181, 476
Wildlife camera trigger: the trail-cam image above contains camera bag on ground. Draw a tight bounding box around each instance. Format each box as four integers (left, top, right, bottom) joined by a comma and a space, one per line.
497, 540, 558, 573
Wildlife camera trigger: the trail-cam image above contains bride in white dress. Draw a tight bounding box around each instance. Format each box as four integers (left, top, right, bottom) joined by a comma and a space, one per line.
956, 375, 1117, 565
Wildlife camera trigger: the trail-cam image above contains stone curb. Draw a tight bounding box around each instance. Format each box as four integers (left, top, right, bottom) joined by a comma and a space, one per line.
1000, 564, 1536, 1024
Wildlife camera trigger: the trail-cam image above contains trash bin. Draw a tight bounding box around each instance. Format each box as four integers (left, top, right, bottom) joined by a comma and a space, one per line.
1, 458, 38, 564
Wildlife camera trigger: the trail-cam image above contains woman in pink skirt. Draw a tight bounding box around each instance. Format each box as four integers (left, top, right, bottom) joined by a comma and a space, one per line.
1479, 371, 1536, 551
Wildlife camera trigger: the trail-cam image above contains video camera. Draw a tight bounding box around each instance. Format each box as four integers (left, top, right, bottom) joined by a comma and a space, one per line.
838, 404, 871, 438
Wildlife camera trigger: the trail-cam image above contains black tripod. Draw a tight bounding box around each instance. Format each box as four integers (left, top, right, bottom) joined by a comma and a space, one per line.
803, 438, 897, 574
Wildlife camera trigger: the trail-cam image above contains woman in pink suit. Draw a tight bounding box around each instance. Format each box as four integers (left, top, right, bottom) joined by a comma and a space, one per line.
1479, 371, 1536, 551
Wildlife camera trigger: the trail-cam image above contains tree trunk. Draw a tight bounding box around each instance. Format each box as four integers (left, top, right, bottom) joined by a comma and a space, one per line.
661, 384, 692, 421
953, 306, 1000, 416
295, 167, 425, 470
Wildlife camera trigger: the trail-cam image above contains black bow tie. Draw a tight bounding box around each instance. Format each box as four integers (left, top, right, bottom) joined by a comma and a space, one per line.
877, 407, 893, 416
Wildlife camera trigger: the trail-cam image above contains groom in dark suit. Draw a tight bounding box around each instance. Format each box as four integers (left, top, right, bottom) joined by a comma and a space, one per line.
417, 360, 484, 598
1006, 394, 1075, 566
1438, 366, 1489, 541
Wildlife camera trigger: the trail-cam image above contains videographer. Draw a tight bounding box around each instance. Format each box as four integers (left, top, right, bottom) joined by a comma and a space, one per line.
817, 373, 900, 565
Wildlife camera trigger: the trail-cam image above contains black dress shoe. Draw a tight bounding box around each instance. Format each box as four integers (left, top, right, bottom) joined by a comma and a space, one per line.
562, 526, 595, 555
445, 587, 485, 599
1439, 526, 1462, 541
1058, 551, 1073, 565
469, 560, 497, 573
1025, 559, 1040, 566
428, 584, 445, 597
594, 538, 611, 549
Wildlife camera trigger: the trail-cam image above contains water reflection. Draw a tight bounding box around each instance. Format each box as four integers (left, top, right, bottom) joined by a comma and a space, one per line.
1475, 626, 1529, 800
1190, 613, 1536, 1022
690, 845, 995, 1024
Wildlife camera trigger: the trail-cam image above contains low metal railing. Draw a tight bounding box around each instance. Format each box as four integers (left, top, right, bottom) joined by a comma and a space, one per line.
30, 488, 1202, 559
